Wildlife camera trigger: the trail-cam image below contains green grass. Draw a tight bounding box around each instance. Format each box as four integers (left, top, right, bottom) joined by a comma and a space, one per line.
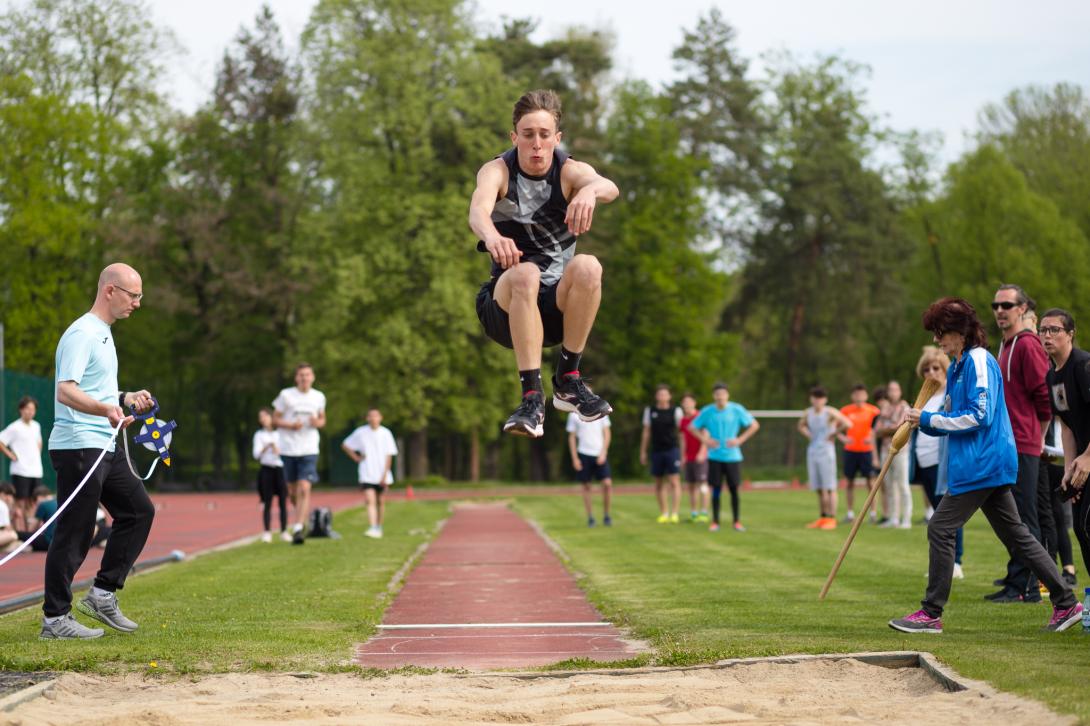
0, 500, 450, 674
515, 489, 1090, 723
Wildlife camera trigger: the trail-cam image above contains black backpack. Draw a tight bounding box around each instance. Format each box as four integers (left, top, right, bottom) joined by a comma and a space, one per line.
308, 507, 334, 538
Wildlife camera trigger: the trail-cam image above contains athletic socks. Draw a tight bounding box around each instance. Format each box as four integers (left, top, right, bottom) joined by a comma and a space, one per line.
519, 369, 543, 397
556, 346, 582, 379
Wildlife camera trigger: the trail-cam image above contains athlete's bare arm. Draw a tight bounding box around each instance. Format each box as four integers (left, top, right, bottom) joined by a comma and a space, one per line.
469, 159, 521, 270
561, 160, 619, 236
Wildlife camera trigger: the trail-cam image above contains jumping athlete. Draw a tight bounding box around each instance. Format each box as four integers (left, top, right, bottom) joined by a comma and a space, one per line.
469, 90, 620, 437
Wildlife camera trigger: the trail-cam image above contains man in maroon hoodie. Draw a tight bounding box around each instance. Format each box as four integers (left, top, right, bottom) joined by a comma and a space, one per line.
986, 283, 1052, 603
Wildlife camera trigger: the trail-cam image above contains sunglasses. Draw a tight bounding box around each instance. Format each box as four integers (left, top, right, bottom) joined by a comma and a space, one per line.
991, 301, 1019, 311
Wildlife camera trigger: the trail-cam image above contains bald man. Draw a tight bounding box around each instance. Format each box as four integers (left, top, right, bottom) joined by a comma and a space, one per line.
41, 263, 156, 640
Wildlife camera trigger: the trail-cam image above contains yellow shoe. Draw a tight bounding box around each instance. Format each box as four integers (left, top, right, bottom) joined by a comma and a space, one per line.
656, 514, 670, 524
669, 513, 680, 524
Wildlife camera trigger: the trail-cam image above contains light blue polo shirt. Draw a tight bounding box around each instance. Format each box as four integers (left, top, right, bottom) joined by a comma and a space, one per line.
49, 313, 119, 451
691, 402, 755, 463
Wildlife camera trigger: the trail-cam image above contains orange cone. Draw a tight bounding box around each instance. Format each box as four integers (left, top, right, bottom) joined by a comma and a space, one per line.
405, 483, 415, 500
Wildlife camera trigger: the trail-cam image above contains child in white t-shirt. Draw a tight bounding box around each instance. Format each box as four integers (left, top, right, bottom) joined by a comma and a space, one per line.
253, 408, 288, 542
567, 413, 613, 527
0, 396, 44, 529
341, 408, 398, 539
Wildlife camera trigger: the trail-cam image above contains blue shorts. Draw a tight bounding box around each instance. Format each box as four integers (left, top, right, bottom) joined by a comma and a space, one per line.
650, 448, 681, 477
576, 453, 612, 483
282, 454, 319, 484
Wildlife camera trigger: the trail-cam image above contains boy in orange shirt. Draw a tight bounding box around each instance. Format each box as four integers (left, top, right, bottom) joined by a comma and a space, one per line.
839, 384, 881, 523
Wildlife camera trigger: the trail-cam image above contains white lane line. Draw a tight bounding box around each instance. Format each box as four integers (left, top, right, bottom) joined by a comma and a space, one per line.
377, 622, 610, 630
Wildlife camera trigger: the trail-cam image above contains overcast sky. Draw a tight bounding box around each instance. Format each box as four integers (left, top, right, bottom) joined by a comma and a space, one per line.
29, 0, 1090, 163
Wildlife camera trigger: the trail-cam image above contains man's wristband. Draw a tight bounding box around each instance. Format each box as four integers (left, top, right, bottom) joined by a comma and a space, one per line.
118, 392, 127, 408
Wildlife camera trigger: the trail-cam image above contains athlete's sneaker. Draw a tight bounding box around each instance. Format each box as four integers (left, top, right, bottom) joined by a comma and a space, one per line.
1044, 602, 1084, 632
587, 516, 596, 528
733, 522, 746, 532
695, 513, 710, 523
280, 530, 293, 542
504, 392, 545, 438
818, 517, 837, 530
77, 590, 138, 633
952, 563, 964, 580
709, 522, 720, 532
552, 372, 612, 422
889, 609, 942, 634
39, 613, 104, 640
669, 513, 680, 524
842, 511, 855, 524
656, 514, 670, 524
603, 515, 612, 527
365, 526, 382, 539
260, 531, 273, 543
805, 518, 825, 529
689, 511, 699, 522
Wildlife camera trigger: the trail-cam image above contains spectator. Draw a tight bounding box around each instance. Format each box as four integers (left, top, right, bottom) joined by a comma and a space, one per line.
838, 385, 880, 524
0, 396, 43, 530
567, 412, 613, 527
252, 408, 288, 543
640, 385, 683, 524
273, 363, 327, 536
680, 394, 710, 523
690, 383, 760, 532
876, 381, 912, 528
341, 408, 398, 539
798, 386, 850, 530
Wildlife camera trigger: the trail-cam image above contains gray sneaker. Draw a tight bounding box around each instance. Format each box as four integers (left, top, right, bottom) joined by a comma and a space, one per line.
77, 591, 138, 633
39, 613, 104, 640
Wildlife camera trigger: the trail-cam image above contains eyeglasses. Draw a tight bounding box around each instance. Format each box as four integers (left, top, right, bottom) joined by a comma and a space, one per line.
1039, 326, 1068, 337
991, 301, 1019, 311
925, 365, 944, 372
112, 284, 143, 302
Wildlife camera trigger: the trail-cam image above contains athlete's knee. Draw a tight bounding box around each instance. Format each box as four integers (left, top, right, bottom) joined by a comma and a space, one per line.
505, 262, 541, 297
567, 254, 602, 289
602, 479, 613, 488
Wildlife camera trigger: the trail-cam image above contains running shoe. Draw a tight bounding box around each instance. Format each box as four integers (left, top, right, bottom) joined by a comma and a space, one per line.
709, 522, 720, 532
503, 392, 545, 438
689, 511, 699, 522
260, 532, 273, 543
603, 515, 612, 527
669, 513, 680, 524
889, 609, 943, 634
39, 613, 103, 640
733, 521, 746, 532
842, 511, 855, 524
1044, 602, 1084, 632
77, 590, 138, 633
656, 514, 670, 524
280, 530, 293, 542
952, 563, 964, 580
818, 518, 837, 530
877, 517, 893, 527
805, 518, 825, 529
695, 513, 710, 523
365, 526, 382, 539
552, 372, 612, 422
587, 516, 596, 528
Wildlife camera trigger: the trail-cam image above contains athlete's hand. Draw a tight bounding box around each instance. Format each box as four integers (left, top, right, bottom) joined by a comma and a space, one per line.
124, 390, 154, 413
1064, 453, 1090, 490
905, 408, 922, 426
484, 235, 522, 269
596, 454, 606, 466
639, 451, 647, 466
572, 458, 583, 472
725, 438, 740, 448
565, 188, 597, 235
705, 438, 720, 450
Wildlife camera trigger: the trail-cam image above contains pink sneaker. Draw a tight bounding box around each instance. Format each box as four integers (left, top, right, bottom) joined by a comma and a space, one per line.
709, 523, 720, 532
1044, 602, 1084, 632
888, 609, 943, 634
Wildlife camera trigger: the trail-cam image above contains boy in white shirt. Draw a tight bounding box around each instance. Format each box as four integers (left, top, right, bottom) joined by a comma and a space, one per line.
567, 413, 613, 526
341, 408, 398, 539
253, 408, 289, 542
0, 482, 19, 554
0, 396, 44, 529
273, 363, 327, 535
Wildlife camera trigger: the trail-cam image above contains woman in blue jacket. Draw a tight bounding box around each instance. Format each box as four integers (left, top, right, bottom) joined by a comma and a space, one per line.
890, 297, 1081, 634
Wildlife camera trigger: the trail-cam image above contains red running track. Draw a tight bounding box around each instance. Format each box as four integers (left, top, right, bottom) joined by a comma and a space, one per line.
355, 503, 645, 670
0, 490, 361, 603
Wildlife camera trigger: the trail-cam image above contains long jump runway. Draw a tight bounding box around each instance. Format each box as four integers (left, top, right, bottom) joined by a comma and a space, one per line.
355, 503, 645, 670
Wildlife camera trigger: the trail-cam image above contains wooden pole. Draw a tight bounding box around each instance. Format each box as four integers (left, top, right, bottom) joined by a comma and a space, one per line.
819, 377, 942, 600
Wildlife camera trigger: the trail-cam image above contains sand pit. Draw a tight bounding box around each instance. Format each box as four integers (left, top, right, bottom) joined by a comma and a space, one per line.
3, 656, 1070, 725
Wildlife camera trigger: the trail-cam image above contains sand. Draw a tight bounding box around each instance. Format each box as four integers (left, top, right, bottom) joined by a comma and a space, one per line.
2, 657, 1071, 726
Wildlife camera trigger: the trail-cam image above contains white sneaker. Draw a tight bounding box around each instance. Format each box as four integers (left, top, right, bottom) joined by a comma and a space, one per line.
280, 531, 293, 542
292, 522, 304, 534
365, 526, 382, 539
952, 563, 964, 579
897, 522, 911, 530
260, 532, 273, 543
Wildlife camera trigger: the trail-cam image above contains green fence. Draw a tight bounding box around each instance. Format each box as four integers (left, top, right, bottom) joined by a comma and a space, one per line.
1, 368, 56, 490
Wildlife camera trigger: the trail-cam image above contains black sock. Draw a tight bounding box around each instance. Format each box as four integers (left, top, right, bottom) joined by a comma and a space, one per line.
519, 369, 543, 397
556, 346, 582, 378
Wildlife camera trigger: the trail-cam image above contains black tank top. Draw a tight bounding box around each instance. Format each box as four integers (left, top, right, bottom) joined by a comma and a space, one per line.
477, 148, 576, 285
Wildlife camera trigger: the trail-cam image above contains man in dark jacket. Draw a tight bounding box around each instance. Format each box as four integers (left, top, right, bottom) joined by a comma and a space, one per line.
988, 283, 1052, 602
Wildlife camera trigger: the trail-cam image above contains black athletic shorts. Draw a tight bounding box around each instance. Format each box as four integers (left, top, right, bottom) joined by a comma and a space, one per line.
257, 465, 287, 502
476, 279, 564, 349
843, 450, 874, 480
11, 475, 40, 499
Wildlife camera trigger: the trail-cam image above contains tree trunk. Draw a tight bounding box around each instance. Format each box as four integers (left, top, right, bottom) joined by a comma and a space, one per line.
407, 428, 429, 479
469, 426, 480, 482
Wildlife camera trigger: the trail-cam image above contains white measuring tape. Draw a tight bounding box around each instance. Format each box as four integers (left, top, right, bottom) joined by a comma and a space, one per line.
0, 416, 163, 568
